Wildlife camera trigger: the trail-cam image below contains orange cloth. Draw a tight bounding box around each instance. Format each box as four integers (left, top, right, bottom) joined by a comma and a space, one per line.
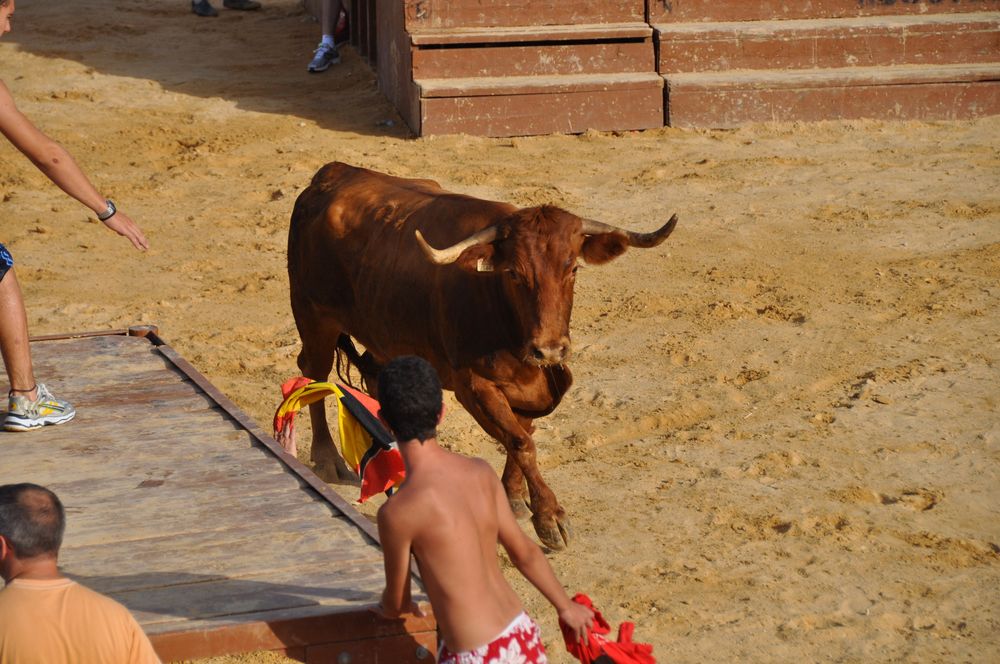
0, 578, 160, 663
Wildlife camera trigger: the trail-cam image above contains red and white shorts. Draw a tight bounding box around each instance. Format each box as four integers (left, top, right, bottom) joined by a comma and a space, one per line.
439, 612, 548, 664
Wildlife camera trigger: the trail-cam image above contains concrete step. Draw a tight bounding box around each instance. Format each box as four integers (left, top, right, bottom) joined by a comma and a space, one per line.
657, 13, 1000, 73
665, 62, 1000, 127
650, 0, 1000, 23
414, 72, 665, 136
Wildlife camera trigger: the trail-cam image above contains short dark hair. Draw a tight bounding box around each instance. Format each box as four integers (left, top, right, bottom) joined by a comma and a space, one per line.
0, 483, 65, 558
378, 356, 443, 443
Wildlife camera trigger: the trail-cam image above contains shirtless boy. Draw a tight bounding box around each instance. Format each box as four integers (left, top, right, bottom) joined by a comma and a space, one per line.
374, 355, 593, 663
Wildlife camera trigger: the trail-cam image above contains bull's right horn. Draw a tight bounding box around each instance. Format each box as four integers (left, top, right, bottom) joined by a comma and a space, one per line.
415, 226, 498, 265
581, 213, 678, 248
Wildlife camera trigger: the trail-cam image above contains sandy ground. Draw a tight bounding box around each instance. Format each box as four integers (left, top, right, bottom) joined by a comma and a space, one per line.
1, 1, 998, 662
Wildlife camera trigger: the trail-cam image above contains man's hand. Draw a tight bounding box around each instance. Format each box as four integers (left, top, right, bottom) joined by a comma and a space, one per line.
370, 600, 427, 620
558, 602, 595, 644
102, 211, 149, 251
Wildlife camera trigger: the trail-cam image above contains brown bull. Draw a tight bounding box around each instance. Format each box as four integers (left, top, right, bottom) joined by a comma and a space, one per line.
288, 162, 676, 550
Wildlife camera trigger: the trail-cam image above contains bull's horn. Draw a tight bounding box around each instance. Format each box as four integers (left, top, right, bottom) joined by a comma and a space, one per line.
581, 213, 678, 248
415, 226, 498, 265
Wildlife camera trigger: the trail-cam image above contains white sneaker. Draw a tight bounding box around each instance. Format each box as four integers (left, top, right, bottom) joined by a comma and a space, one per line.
308, 43, 340, 73
4, 383, 76, 431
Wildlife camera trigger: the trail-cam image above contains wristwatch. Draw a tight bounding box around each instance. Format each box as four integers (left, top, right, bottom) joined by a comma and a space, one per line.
97, 199, 117, 222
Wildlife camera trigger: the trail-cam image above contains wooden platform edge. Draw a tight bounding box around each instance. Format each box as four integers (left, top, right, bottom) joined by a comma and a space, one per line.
148, 607, 437, 663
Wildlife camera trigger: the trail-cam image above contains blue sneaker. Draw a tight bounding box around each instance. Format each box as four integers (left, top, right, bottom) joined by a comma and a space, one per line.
308, 43, 341, 73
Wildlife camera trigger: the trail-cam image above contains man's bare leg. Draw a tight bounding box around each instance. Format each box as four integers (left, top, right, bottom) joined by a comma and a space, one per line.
0, 269, 38, 401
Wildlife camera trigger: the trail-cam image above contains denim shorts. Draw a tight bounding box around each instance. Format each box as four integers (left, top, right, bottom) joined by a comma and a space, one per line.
0, 242, 13, 282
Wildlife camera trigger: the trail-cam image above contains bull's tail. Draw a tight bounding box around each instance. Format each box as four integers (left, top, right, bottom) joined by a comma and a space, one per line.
334, 334, 381, 395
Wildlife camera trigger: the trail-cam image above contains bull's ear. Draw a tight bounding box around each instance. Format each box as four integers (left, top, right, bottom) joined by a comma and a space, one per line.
455, 244, 496, 273
580, 232, 629, 265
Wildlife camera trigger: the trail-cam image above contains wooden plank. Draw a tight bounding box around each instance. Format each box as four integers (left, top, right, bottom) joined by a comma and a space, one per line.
666, 62, 1000, 91
63, 516, 372, 581
421, 83, 663, 136
649, 0, 1000, 23
412, 40, 654, 79
417, 71, 663, 97
666, 69, 1000, 127
402, 0, 644, 30
121, 563, 388, 628
376, 0, 421, 134
0, 447, 279, 486
150, 605, 436, 662
409, 21, 652, 45
655, 13, 1000, 73
36, 454, 301, 500
67, 536, 381, 596
59, 488, 341, 548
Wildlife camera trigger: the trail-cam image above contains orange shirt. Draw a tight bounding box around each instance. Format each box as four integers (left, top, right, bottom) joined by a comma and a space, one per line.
0, 578, 160, 664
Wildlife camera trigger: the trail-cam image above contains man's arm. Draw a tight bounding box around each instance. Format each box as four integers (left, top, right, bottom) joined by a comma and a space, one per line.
493, 473, 593, 642
0, 81, 148, 250
374, 502, 421, 618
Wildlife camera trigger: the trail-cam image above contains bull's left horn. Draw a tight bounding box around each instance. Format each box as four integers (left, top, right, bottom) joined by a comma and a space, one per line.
581, 213, 678, 248
415, 225, 498, 265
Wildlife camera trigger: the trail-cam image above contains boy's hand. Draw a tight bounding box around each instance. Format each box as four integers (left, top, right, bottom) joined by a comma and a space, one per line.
558, 602, 595, 643
370, 600, 427, 620
102, 211, 149, 251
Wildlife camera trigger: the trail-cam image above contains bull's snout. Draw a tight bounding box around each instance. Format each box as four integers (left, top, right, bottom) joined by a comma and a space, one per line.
529, 337, 571, 365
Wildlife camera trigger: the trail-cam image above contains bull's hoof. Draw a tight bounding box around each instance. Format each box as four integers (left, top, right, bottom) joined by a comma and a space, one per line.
311, 462, 340, 484
332, 457, 361, 487
311, 446, 360, 486
509, 497, 531, 521
532, 513, 571, 551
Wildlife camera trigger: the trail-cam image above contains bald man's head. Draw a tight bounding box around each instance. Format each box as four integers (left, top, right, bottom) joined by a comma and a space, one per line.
0, 484, 65, 558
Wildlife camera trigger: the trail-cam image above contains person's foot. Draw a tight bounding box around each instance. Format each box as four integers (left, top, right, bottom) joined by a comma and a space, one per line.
4, 384, 76, 432
308, 43, 341, 73
191, 0, 218, 17
223, 0, 262, 9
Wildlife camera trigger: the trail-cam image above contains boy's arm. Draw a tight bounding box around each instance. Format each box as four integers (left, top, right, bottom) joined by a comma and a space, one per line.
0, 81, 148, 250
375, 503, 421, 617
493, 473, 593, 641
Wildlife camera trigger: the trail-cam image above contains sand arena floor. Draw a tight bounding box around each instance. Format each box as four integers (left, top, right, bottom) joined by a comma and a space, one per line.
1, 1, 997, 662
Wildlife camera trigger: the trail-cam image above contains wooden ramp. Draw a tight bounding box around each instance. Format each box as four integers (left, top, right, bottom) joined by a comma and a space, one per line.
0, 328, 436, 663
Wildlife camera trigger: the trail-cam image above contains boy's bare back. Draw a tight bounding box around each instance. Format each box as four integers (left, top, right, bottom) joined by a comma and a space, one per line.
378, 446, 524, 652
374, 355, 593, 657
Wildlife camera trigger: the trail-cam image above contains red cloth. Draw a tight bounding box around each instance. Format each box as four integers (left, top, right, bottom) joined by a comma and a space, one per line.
560, 594, 656, 664
273, 376, 313, 436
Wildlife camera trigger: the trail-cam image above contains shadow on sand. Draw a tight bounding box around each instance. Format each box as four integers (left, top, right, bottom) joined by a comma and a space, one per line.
4, 0, 408, 138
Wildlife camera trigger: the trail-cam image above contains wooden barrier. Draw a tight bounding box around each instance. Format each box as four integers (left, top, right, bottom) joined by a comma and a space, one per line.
334, 1, 1000, 134
654, 2, 1000, 127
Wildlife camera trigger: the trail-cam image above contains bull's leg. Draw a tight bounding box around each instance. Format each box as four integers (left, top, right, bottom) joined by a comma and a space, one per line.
501, 414, 535, 520
292, 318, 358, 484
501, 455, 530, 521
454, 375, 569, 550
